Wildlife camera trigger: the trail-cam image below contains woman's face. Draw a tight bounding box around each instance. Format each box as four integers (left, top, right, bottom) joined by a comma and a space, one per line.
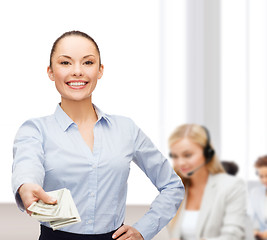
170, 138, 206, 178
47, 36, 104, 102
257, 167, 267, 187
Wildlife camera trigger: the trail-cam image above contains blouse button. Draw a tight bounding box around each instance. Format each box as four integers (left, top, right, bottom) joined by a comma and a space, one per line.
86, 220, 93, 224
90, 192, 95, 197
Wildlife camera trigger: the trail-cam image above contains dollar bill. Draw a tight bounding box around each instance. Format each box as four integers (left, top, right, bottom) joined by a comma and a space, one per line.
28, 188, 81, 230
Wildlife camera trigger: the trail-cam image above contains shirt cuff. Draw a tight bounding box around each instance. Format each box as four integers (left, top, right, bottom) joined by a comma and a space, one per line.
133, 218, 158, 240
15, 189, 25, 211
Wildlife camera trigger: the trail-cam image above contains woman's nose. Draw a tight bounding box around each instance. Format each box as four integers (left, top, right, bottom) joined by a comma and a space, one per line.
72, 64, 83, 76
177, 157, 186, 165
174, 159, 186, 169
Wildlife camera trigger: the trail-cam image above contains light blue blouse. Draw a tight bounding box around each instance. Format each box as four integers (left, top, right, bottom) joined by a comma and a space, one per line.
12, 103, 184, 239
249, 184, 267, 231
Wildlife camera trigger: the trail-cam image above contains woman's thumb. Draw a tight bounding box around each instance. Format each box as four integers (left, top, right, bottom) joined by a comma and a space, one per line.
35, 187, 57, 204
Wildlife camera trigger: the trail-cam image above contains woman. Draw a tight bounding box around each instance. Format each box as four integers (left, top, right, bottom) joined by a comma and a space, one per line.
249, 155, 267, 240
167, 124, 247, 240
12, 31, 184, 240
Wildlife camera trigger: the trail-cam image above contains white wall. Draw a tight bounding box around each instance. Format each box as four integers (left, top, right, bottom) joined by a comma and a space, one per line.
0, 0, 187, 204
220, 0, 267, 179
185, 0, 267, 181
2, 0, 266, 204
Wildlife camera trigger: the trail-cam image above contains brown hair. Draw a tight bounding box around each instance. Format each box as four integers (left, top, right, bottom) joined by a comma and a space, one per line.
169, 124, 225, 186
255, 155, 267, 168
49, 30, 101, 68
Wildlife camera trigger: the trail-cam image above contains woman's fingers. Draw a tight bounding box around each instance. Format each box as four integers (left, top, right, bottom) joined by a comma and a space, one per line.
112, 225, 143, 240
112, 225, 127, 239
33, 185, 57, 204
26, 209, 32, 216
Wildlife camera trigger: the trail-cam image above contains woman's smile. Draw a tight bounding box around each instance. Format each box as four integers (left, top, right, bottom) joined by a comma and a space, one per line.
66, 80, 89, 89
180, 167, 191, 173
47, 35, 104, 102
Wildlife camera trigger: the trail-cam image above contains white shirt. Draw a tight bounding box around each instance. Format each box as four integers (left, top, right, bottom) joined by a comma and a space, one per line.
180, 210, 199, 240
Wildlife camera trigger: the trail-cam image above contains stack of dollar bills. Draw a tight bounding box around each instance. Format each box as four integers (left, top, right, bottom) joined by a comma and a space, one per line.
27, 188, 81, 230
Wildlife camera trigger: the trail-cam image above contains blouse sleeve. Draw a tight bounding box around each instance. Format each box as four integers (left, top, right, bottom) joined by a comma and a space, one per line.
130, 120, 185, 240
12, 119, 45, 210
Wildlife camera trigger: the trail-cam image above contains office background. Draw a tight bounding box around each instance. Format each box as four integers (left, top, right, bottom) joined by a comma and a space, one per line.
0, 0, 266, 238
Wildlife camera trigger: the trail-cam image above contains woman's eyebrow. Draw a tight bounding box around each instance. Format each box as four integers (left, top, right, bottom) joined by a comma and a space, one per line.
58, 55, 95, 59
83, 55, 95, 59
58, 55, 72, 59
182, 150, 191, 154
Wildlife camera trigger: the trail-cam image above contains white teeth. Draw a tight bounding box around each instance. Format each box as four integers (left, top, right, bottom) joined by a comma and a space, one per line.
67, 82, 87, 86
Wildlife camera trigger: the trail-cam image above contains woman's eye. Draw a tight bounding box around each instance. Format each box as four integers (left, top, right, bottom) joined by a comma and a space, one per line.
60, 61, 70, 65
184, 154, 192, 158
84, 61, 93, 65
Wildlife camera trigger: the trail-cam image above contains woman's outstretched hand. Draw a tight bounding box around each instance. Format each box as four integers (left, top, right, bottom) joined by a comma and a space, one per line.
18, 183, 57, 215
112, 225, 144, 240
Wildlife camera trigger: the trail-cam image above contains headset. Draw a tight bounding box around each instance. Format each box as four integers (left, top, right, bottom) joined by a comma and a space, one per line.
169, 125, 215, 176
185, 126, 215, 176
201, 126, 215, 164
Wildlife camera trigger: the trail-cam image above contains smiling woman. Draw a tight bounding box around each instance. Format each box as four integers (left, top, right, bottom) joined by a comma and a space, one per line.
11, 30, 184, 240
47, 32, 104, 105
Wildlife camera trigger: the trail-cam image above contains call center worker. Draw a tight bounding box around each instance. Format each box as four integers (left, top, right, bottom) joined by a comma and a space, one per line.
168, 124, 247, 240
249, 155, 267, 240
12, 31, 184, 240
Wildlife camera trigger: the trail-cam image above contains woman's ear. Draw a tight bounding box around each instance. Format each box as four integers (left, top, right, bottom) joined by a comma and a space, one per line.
47, 66, 55, 81
97, 64, 104, 79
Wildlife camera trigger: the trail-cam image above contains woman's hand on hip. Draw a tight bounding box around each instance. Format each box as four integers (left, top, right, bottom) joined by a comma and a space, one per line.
255, 230, 267, 240
18, 183, 57, 215
112, 225, 144, 240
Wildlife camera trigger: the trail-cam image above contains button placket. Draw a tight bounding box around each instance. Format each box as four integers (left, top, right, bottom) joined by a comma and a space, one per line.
85, 122, 101, 232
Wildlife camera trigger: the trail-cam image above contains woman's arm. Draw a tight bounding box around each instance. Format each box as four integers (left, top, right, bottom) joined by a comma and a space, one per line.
124, 120, 185, 240
12, 119, 52, 211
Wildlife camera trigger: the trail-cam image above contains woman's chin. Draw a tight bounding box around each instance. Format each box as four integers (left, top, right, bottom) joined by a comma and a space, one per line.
177, 171, 191, 179
61, 95, 92, 102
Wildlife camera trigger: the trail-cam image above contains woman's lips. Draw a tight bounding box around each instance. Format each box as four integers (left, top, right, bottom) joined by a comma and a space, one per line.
66, 81, 88, 89
180, 168, 191, 173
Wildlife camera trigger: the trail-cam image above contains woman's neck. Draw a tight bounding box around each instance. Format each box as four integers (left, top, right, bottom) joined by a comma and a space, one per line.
189, 167, 209, 188
60, 97, 98, 124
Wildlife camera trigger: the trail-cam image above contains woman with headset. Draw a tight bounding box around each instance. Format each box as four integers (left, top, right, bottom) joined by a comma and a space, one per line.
249, 155, 267, 240
11, 30, 184, 240
167, 124, 248, 240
